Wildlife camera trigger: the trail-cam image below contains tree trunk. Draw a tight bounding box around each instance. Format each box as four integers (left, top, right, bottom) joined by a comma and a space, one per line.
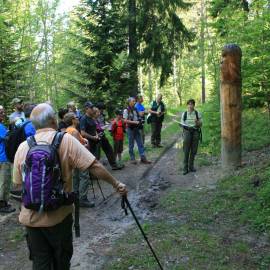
139, 65, 143, 95
148, 66, 153, 102
128, 0, 138, 97
220, 44, 242, 170
173, 54, 180, 105
200, 0, 206, 103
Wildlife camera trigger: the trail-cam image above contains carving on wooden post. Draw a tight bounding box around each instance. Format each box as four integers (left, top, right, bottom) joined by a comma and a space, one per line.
220, 44, 242, 170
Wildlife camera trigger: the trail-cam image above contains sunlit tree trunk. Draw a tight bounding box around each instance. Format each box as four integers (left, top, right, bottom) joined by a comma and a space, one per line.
148, 66, 153, 102
220, 44, 242, 170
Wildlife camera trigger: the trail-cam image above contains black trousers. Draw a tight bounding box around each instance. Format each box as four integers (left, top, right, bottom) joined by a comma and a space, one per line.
26, 214, 73, 270
97, 136, 117, 167
183, 129, 200, 170
151, 121, 163, 145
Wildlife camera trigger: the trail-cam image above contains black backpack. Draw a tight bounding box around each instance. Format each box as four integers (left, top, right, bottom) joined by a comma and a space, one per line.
5, 121, 30, 162
183, 110, 199, 122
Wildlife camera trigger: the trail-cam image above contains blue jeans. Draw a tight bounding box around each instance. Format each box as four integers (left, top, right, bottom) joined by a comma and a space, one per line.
127, 127, 145, 160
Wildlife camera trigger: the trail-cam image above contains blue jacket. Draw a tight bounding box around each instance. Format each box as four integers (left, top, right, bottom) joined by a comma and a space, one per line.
0, 123, 8, 162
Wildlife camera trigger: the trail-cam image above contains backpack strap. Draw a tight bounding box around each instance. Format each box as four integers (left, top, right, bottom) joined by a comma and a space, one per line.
27, 136, 37, 149
22, 120, 31, 128
184, 110, 199, 121
195, 110, 199, 120
51, 132, 66, 151
183, 111, 187, 122
127, 106, 139, 120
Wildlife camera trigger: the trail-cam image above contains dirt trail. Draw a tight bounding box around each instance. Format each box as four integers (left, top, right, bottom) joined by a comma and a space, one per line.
1, 138, 269, 270
69, 139, 223, 270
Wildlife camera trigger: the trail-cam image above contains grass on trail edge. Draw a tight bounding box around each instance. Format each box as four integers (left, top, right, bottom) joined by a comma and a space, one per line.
104, 107, 270, 269
104, 164, 270, 270
198, 104, 270, 156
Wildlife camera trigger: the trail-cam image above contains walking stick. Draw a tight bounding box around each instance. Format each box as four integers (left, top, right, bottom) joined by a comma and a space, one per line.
89, 172, 106, 201
74, 192, 80, 237
121, 196, 164, 270
96, 178, 106, 201
89, 174, 96, 199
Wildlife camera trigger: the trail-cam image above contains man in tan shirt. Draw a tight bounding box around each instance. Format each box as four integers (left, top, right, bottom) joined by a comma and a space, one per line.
13, 103, 127, 270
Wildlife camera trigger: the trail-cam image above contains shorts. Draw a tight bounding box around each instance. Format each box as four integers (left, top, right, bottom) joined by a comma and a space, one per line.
114, 140, 123, 154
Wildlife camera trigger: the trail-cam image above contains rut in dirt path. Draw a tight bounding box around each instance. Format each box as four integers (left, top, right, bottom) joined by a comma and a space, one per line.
2, 136, 263, 270
0, 131, 179, 270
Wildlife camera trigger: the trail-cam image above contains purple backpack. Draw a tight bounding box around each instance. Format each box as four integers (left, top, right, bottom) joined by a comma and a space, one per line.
22, 132, 74, 212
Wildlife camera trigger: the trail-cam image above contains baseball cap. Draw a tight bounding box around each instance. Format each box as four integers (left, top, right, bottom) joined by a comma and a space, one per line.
84, 101, 94, 108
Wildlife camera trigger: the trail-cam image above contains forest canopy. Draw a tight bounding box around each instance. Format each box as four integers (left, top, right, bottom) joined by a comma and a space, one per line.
0, 0, 269, 112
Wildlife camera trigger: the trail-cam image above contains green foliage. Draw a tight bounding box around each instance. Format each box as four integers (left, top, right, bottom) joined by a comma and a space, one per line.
0, 0, 71, 109
68, 0, 130, 112
209, 0, 270, 108
105, 160, 270, 269
198, 102, 221, 155
0, 0, 25, 106
199, 104, 270, 156
138, 0, 192, 86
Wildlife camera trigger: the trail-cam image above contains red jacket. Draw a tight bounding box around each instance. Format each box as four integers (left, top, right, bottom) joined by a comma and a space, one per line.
111, 119, 125, 141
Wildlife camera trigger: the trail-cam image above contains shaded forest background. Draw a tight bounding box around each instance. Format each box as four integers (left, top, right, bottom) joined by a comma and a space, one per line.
0, 0, 269, 114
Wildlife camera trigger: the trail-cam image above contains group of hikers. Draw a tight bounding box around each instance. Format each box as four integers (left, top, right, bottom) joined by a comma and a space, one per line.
0, 95, 202, 269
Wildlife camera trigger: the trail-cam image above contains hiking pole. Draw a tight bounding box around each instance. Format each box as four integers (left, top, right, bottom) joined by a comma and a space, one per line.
96, 178, 106, 201
121, 196, 164, 270
74, 192, 80, 237
89, 174, 96, 199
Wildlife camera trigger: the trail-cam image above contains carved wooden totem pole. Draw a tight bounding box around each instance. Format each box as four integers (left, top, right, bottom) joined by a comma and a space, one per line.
220, 44, 242, 170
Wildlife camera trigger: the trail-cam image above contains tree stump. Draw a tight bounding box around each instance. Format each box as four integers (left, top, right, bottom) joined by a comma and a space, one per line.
220, 44, 242, 170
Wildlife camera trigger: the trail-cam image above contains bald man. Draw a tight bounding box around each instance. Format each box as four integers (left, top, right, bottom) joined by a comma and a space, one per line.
13, 103, 127, 270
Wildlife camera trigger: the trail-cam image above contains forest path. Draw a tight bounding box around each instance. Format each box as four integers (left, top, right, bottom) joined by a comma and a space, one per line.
1, 129, 268, 269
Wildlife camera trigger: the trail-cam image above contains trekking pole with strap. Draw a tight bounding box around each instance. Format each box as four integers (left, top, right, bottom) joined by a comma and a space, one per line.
121, 195, 164, 270
74, 192, 80, 237
89, 173, 96, 199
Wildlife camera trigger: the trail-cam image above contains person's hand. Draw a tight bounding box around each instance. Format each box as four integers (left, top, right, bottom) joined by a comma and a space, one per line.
93, 135, 99, 141
116, 182, 127, 195
134, 121, 140, 125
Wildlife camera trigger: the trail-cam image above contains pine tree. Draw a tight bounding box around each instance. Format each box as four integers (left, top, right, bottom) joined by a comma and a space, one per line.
69, 0, 130, 112
0, 0, 25, 106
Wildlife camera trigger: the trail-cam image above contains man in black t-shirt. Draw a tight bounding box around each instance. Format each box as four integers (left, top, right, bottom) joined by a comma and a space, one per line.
78, 102, 98, 208
80, 102, 99, 156
80, 102, 121, 169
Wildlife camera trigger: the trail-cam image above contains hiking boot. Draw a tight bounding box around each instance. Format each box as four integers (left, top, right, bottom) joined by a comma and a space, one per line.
189, 167, 196, 173
141, 158, 152, 164
183, 169, 189, 175
156, 144, 163, 148
0, 202, 16, 214
111, 164, 122, 170
130, 160, 137, 165
10, 190, 22, 202
79, 199, 95, 208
